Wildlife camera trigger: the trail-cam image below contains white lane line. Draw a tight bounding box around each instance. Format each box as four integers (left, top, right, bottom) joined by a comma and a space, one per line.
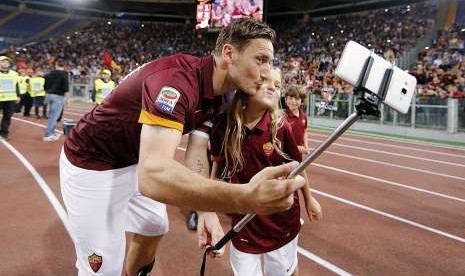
311, 127, 465, 151
64, 111, 85, 116
309, 138, 465, 168
297, 247, 353, 276
311, 133, 465, 159
311, 148, 465, 182
0, 139, 73, 241
313, 163, 465, 204
12, 117, 64, 134
10, 118, 351, 275
65, 110, 89, 115
313, 189, 465, 244
65, 105, 91, 111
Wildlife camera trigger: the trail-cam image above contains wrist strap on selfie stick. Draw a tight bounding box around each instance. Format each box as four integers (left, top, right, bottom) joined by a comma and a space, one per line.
200, 94, 380, 276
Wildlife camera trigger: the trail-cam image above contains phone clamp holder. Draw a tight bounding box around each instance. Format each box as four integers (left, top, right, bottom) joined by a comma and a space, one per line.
354, 89, 381, 117
354, 50, 396, 117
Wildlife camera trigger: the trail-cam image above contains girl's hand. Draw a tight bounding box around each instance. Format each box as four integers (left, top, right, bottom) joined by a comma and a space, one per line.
197, 212, 225, 258
298, 146, 310, 154
305, 196, 322, 222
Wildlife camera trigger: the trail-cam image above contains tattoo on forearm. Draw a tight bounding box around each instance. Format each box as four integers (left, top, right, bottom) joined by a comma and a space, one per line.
196, 158, 204, 174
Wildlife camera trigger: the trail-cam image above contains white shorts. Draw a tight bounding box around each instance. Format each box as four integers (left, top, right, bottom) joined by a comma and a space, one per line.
60, 150, 169, 276
229, 235, 299, 276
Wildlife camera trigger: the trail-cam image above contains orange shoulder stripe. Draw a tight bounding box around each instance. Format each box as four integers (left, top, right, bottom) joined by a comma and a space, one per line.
138, 110, 184, 133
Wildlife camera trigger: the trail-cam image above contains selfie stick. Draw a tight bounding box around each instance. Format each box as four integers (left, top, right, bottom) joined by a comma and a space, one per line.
200, 89, 382, 275
201, 53, 391, 275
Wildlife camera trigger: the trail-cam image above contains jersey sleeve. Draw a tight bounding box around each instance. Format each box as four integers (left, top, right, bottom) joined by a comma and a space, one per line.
282, 121, 303, 162
139, 69, 194, 133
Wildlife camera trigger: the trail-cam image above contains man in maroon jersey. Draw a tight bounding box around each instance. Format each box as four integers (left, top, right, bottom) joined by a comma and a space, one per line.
60, 18, 306, 276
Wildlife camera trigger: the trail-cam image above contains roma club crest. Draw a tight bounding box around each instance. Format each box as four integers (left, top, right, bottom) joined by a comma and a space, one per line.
263, 142, 274, 156
88, 253, 103, 273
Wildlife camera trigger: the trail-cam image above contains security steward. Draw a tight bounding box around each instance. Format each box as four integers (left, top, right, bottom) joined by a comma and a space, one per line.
93, 69, 116, 105
0, 56, 19, 140
30, 70, 47, 119
16, 68, 32, 116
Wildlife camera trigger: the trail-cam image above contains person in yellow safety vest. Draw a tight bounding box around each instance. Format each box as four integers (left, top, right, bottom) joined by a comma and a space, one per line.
30, 69, 47, 119
93, 69, 116, 105
15, 68, 33, 117
0, 55, 19, 140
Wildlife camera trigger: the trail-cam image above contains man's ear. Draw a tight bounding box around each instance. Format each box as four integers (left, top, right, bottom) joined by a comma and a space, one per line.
222, 43, 235, 65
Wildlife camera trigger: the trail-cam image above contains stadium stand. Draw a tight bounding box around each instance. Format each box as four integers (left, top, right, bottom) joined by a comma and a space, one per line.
0, 0, 464, 135
1, 12, 63, 37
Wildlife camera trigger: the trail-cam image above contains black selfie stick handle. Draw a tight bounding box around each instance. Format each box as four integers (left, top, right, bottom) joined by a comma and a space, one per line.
212, 228, 236, 251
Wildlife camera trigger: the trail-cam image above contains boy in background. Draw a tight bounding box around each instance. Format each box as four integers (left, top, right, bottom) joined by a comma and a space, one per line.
284, 85, 310, 155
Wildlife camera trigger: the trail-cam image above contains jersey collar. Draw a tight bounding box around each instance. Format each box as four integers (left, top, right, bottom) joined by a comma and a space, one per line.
200, 55, 214, 100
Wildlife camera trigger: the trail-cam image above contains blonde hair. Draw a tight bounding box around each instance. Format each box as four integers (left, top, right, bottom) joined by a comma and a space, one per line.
220, 72, 289, 179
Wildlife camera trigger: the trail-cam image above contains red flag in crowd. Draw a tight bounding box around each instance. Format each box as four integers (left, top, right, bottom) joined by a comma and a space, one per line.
102, 51, 113, 68
102, 50, 122, 74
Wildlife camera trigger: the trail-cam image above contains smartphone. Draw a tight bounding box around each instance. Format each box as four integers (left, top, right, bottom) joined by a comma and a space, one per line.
335, 40, 370, 87
383, 67, 417, 114
335, 40, 417, 114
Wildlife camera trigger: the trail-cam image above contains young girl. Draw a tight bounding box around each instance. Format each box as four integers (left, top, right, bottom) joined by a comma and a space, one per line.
284, 85, 310, 155
209, 68, 322, 276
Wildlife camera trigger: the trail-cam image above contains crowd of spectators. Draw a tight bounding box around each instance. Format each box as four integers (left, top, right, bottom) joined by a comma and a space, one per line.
273, 2, 437, 99
7, 20, 213, 83
2, 1, 464, 99
411, 24, 465, 99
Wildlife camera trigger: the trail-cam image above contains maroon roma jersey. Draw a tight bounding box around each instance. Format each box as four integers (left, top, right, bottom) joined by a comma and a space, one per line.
64, 54, 221, 170
284, 108, 308, 146
210, 112, 302, 254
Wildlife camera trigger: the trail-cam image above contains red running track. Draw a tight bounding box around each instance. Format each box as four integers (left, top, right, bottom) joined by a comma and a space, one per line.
1, 103, 464, 275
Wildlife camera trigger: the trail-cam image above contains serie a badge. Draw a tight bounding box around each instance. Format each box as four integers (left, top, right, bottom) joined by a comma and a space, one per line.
155, 86, 180, 114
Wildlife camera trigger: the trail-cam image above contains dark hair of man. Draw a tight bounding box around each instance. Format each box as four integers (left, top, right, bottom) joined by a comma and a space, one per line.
213, 17, 276, 55
55, 59, 65, 68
